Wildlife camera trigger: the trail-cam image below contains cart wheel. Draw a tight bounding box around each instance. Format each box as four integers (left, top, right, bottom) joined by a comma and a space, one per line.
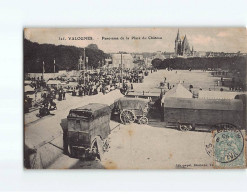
139, 116, 148, 125
67, 144, 75, 158
179, 124, 192, 131
120, 110, 136, 124
91, 142, 101, 160
143, 104, 149, 115
103, 139, 110, 152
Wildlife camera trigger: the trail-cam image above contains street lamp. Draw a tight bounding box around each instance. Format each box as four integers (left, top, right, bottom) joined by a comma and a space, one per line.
83, 48, 86, 84
119, 52, 124, 88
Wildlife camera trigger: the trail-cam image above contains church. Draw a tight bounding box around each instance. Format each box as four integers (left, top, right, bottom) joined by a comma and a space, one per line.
174, 29, 194, 56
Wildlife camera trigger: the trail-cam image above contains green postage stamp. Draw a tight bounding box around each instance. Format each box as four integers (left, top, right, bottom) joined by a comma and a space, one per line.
213, 129, 246, 168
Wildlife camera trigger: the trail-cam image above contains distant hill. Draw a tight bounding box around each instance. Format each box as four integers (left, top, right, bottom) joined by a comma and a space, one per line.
24, 39, 109, 73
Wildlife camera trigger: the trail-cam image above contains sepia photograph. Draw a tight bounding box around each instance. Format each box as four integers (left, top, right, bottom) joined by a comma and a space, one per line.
23, 28, 247, 169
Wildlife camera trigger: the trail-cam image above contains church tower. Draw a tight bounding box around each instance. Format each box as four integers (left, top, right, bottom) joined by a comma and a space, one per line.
175, 29, 182, 55
182, 34, 190, 55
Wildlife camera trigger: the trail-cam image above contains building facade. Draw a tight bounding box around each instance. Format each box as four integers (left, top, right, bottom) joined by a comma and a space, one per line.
111, 53, 134, 69
153, 51, 165, 60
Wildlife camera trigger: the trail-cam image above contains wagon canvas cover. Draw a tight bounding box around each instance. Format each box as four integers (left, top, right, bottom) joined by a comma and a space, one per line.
68, 103, 111, 120
24, 27, 247, 169
114, 97, 149, 110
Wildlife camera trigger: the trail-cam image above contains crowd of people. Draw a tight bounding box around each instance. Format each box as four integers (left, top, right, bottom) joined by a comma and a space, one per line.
62, 67, 155, 96
24, 67, 156, 114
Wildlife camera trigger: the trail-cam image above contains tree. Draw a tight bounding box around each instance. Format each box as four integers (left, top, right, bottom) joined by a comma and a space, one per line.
151, 58, 163, 68
86, 44, 99, 50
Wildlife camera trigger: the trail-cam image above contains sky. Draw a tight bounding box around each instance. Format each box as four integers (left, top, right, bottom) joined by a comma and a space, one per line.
24, 28, 247, 53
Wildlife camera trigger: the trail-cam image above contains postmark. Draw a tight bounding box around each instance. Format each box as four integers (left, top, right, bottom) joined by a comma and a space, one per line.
204, 132, 214, 158
213, 129, 244, 163
204, 123, 246, 168
204, 123, 238, 158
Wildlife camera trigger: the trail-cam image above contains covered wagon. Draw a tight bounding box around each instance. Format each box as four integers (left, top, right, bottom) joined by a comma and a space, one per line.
65, 103, 111, 159
113, 97, 150, 124
162, 97, 244, 131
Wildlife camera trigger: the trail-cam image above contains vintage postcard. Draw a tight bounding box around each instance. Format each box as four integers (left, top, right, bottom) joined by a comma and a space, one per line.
24, 28, 247, 169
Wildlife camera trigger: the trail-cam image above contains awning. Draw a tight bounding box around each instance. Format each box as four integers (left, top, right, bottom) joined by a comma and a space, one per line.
161, 83, 193, 103
46, 80, 61, 85
25, 85, 35, 92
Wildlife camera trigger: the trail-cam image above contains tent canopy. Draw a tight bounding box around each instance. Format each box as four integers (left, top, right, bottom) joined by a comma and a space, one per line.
25, 85, 35, 92
24, 80, 32, 85
47, 80, 61, 85
161, 83, 192, 103
68, 82, 78, 86
90, 89, 124, 107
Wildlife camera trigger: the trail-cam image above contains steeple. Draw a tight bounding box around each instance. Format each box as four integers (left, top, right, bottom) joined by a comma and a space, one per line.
175, 29, 181, 42
183, 34, 187, 42
182, 34, 189, 47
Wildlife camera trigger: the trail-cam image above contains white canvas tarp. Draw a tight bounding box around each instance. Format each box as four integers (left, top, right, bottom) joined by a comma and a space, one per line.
90, 89, 124, 106
25, 85, 35, 92
198, 91, 241, 100
46, 80, 61, 85
161, 83, 192, 103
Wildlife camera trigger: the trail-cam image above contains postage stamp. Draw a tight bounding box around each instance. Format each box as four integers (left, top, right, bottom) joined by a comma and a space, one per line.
212, 129, 246, 168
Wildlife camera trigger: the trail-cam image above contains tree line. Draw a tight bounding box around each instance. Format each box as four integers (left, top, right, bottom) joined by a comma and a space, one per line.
152, 56, 246, 70
152, 56, 246, 77
24, 39, 109, 73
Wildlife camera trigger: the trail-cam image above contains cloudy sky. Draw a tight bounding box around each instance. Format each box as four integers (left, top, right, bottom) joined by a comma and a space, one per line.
24, 28, 247, 53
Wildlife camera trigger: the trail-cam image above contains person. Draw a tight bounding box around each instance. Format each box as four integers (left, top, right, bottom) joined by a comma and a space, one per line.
58, 90, 62, 100
24, 96, 29, 113
63, 91, 66, 100
102, 87, 105, 95
72, 89, 76, 96
49, 99, 57, 110
94, 88, 98, 95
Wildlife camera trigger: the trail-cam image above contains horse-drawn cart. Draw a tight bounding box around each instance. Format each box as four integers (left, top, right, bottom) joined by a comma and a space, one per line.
113, 97, 149, 124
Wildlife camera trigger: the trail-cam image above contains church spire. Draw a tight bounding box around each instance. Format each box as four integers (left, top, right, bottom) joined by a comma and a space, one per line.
176, 29, 181, 41
182, 34, 188, 45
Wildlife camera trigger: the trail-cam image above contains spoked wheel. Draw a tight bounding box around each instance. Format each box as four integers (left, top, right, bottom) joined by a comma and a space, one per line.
120, 110, 136, 124
179, 124, 193, 131
143, 104, 149, 115
91, 142, 101, 160
102, 139, 110, 152
138, 116, 149, 125
67, 144, 75, 157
